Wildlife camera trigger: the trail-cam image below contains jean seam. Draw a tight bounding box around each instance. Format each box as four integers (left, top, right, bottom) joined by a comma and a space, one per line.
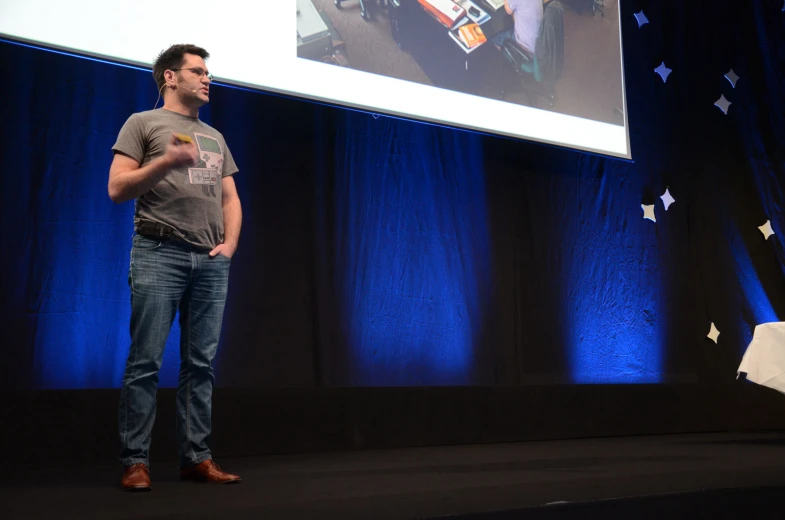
185, 302, 193, 464
121, 248, 139, 459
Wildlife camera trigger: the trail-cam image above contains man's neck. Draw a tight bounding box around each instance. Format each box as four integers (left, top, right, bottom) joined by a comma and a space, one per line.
162, 96, 199, 119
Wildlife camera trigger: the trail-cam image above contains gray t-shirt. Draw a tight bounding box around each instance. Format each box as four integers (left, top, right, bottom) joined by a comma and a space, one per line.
112, 109, 238, 250
508, 0, 543, 54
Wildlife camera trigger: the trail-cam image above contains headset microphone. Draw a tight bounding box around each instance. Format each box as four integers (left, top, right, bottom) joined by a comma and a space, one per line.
153, 82, 205, 110
176, 83, 197, 94
172, 77, 198, 94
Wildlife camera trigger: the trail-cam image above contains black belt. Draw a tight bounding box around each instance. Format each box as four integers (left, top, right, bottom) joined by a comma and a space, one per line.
135, 219, 178, 239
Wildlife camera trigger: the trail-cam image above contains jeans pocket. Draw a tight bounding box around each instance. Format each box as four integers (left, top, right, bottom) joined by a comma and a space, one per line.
133, 235, 164, 250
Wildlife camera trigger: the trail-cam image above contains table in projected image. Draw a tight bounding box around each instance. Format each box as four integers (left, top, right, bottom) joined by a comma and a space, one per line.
389, 0, 514, 96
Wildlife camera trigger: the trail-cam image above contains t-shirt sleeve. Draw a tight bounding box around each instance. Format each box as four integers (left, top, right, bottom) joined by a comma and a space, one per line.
221, 140, 239, 178
112, 113, 146, 163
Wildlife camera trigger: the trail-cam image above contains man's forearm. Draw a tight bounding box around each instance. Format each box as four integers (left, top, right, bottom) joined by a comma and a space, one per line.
109, 156, 174, 204
222, 196, 242, 250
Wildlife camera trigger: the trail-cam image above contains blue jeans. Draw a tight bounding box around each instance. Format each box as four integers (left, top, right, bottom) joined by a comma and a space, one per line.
492, 29, 514, 48
118, 234, 231, 468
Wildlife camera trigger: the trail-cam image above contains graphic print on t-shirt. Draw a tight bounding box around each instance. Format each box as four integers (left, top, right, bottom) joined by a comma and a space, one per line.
188, 133, 225, 197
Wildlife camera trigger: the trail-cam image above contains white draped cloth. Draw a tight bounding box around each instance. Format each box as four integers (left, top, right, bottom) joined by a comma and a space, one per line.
738, 322, 785, 394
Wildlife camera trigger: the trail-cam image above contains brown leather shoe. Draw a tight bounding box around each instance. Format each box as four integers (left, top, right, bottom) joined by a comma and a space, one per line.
121, 463, 151, 491
180, 459, 241, 484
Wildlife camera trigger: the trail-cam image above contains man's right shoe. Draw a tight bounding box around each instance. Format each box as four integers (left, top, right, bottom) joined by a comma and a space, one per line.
121, 463, 151, 491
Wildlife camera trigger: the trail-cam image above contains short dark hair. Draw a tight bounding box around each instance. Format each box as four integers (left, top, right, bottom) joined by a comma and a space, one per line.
152, 44, 210, 90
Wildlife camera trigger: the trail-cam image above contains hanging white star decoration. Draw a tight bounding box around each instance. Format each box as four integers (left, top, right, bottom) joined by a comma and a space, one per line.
641, 204, 656, 222
714, 94, 731, 115
758, 220, 775, 240
654, 62, 672, 83
634, 10, 649, 28
724, 69, 739, 88
707, 322, 720, 343
660, 188, 675, 211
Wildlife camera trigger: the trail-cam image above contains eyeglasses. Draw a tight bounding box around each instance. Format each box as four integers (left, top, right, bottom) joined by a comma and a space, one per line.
170, 68, 213, 81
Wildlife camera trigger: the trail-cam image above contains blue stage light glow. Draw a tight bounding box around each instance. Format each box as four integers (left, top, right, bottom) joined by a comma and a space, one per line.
332, 117, 491, 385
565, 217, 663, 384
729, 223, 778, 337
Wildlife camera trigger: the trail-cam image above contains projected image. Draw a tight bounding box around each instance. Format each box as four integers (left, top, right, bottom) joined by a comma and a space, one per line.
1, 0, 630, 157
297, 0, 625, 127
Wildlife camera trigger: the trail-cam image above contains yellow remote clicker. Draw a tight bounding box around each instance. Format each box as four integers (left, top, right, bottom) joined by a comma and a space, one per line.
175, 133, 193, 144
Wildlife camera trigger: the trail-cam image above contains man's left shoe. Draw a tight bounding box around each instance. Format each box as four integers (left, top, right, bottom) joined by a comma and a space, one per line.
180, 460, 242, 484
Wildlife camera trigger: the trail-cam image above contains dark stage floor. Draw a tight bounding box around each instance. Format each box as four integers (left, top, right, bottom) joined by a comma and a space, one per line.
3, 432, 785, 519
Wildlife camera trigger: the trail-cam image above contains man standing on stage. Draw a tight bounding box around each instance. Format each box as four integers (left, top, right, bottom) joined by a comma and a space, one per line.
108, 44, 242, 491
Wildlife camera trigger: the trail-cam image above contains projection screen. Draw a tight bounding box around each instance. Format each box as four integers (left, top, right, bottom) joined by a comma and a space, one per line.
0, 0, 631, 158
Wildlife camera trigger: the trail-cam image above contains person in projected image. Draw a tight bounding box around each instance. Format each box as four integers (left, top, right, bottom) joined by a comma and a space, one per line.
108, 44, 242, 491
493, 0, 544, 55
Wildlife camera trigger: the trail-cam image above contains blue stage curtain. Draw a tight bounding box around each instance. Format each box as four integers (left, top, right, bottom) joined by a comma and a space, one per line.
1, 0, 784, 390
313, 113, 492, 385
